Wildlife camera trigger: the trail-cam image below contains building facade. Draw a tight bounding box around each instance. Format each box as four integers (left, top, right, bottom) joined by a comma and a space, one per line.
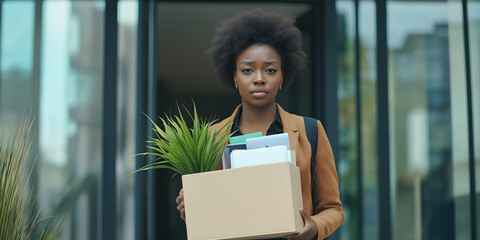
0, 0, 479, 240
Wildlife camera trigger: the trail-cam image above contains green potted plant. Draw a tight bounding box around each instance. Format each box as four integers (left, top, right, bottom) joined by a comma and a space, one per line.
134, 103, 233, 175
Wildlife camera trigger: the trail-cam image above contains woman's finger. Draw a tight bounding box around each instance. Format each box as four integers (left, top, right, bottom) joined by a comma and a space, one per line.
283, 209, 316, 240
176, 189, 184, 204
176, 188, 186, 221
176, 201, 184, 211
180, 209, 185, 221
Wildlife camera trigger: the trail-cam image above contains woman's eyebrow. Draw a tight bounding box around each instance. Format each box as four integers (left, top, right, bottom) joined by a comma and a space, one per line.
239, 61, 255, 65
239, 60, 280, 65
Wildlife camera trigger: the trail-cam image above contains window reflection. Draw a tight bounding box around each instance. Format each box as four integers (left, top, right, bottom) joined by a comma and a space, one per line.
388, 1, 470, 239
467, 0, 480, 236
0, 1, 35, 123
359, 1, 379, 240
0, 1, 105, 239
116, 1, 138, 239
38, 1, 104, 239
336, 1, 358, 240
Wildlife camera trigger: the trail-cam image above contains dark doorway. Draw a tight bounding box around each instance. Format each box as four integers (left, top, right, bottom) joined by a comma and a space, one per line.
153, 3, 318, 239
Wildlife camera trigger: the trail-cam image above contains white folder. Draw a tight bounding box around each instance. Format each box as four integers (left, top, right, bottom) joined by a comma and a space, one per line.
230, 146, 293, 169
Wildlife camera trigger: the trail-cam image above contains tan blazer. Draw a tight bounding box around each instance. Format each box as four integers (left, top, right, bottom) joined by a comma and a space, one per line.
213, 104, 344, 240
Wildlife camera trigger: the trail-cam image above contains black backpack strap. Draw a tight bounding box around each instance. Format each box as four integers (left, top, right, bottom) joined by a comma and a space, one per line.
304, 116, 318, 212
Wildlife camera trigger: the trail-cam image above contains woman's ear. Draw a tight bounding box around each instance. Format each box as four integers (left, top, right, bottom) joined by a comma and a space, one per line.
233, 73, 238, 89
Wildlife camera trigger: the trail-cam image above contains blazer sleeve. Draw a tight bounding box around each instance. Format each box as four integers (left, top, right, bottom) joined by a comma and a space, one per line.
310, 120, 344, 239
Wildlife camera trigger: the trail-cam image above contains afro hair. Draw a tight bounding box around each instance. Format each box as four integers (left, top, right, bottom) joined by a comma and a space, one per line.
208, 9, 307, 91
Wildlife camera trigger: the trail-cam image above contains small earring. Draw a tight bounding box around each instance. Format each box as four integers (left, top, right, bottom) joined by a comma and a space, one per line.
235, 83, 238, 89
279, 84, 282, 90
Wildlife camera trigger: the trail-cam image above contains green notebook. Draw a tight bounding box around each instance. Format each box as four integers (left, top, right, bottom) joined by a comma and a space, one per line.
229, 132, 262, 144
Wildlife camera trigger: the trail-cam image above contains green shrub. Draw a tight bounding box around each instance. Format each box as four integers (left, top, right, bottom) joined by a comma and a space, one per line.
0, 117, 61, 240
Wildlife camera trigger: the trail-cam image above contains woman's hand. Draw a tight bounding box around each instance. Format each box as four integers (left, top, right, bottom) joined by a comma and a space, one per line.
175, 189, 185, 221
283, 209, 318, 240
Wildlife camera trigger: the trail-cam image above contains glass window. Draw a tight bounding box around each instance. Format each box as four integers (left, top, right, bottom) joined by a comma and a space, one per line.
467, 0, 480, 237
359, 1, 379, 239
116, 1, 138, 239
336, 1, 358, 239
1, 1, 104, 239
387, 1, 470, 239
0, 1, 35, 123
38, 1, 104, 239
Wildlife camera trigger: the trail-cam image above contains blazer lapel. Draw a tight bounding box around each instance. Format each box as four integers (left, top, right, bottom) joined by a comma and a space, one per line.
277, 104, 299, 151
224, 104, 242, 137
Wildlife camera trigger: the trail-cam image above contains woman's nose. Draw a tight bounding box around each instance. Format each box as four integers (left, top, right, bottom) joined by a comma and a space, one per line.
254, 71, 265, 84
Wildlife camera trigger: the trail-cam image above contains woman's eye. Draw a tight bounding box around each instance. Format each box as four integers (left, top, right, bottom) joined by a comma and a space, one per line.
266, 69, 277, 74
242, 69, 253, 74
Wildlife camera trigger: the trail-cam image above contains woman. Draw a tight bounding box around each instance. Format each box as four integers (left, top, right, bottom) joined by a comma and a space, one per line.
176, 9, 344, 240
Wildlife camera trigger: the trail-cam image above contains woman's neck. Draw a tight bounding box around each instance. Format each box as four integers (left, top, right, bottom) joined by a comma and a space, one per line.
239, 101, 277, 135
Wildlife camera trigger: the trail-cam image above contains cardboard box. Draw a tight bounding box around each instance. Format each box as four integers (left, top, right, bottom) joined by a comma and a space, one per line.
182, 162, 304, 240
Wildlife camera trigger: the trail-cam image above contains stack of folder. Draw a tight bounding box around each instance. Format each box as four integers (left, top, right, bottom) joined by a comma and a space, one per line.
222, 132, 296, 169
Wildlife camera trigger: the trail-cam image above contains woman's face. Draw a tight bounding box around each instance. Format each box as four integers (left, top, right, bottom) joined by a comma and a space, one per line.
234, 44, 283, 109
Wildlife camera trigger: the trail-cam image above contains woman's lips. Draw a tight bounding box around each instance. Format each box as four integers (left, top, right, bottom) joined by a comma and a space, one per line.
251, 90, 267, 98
